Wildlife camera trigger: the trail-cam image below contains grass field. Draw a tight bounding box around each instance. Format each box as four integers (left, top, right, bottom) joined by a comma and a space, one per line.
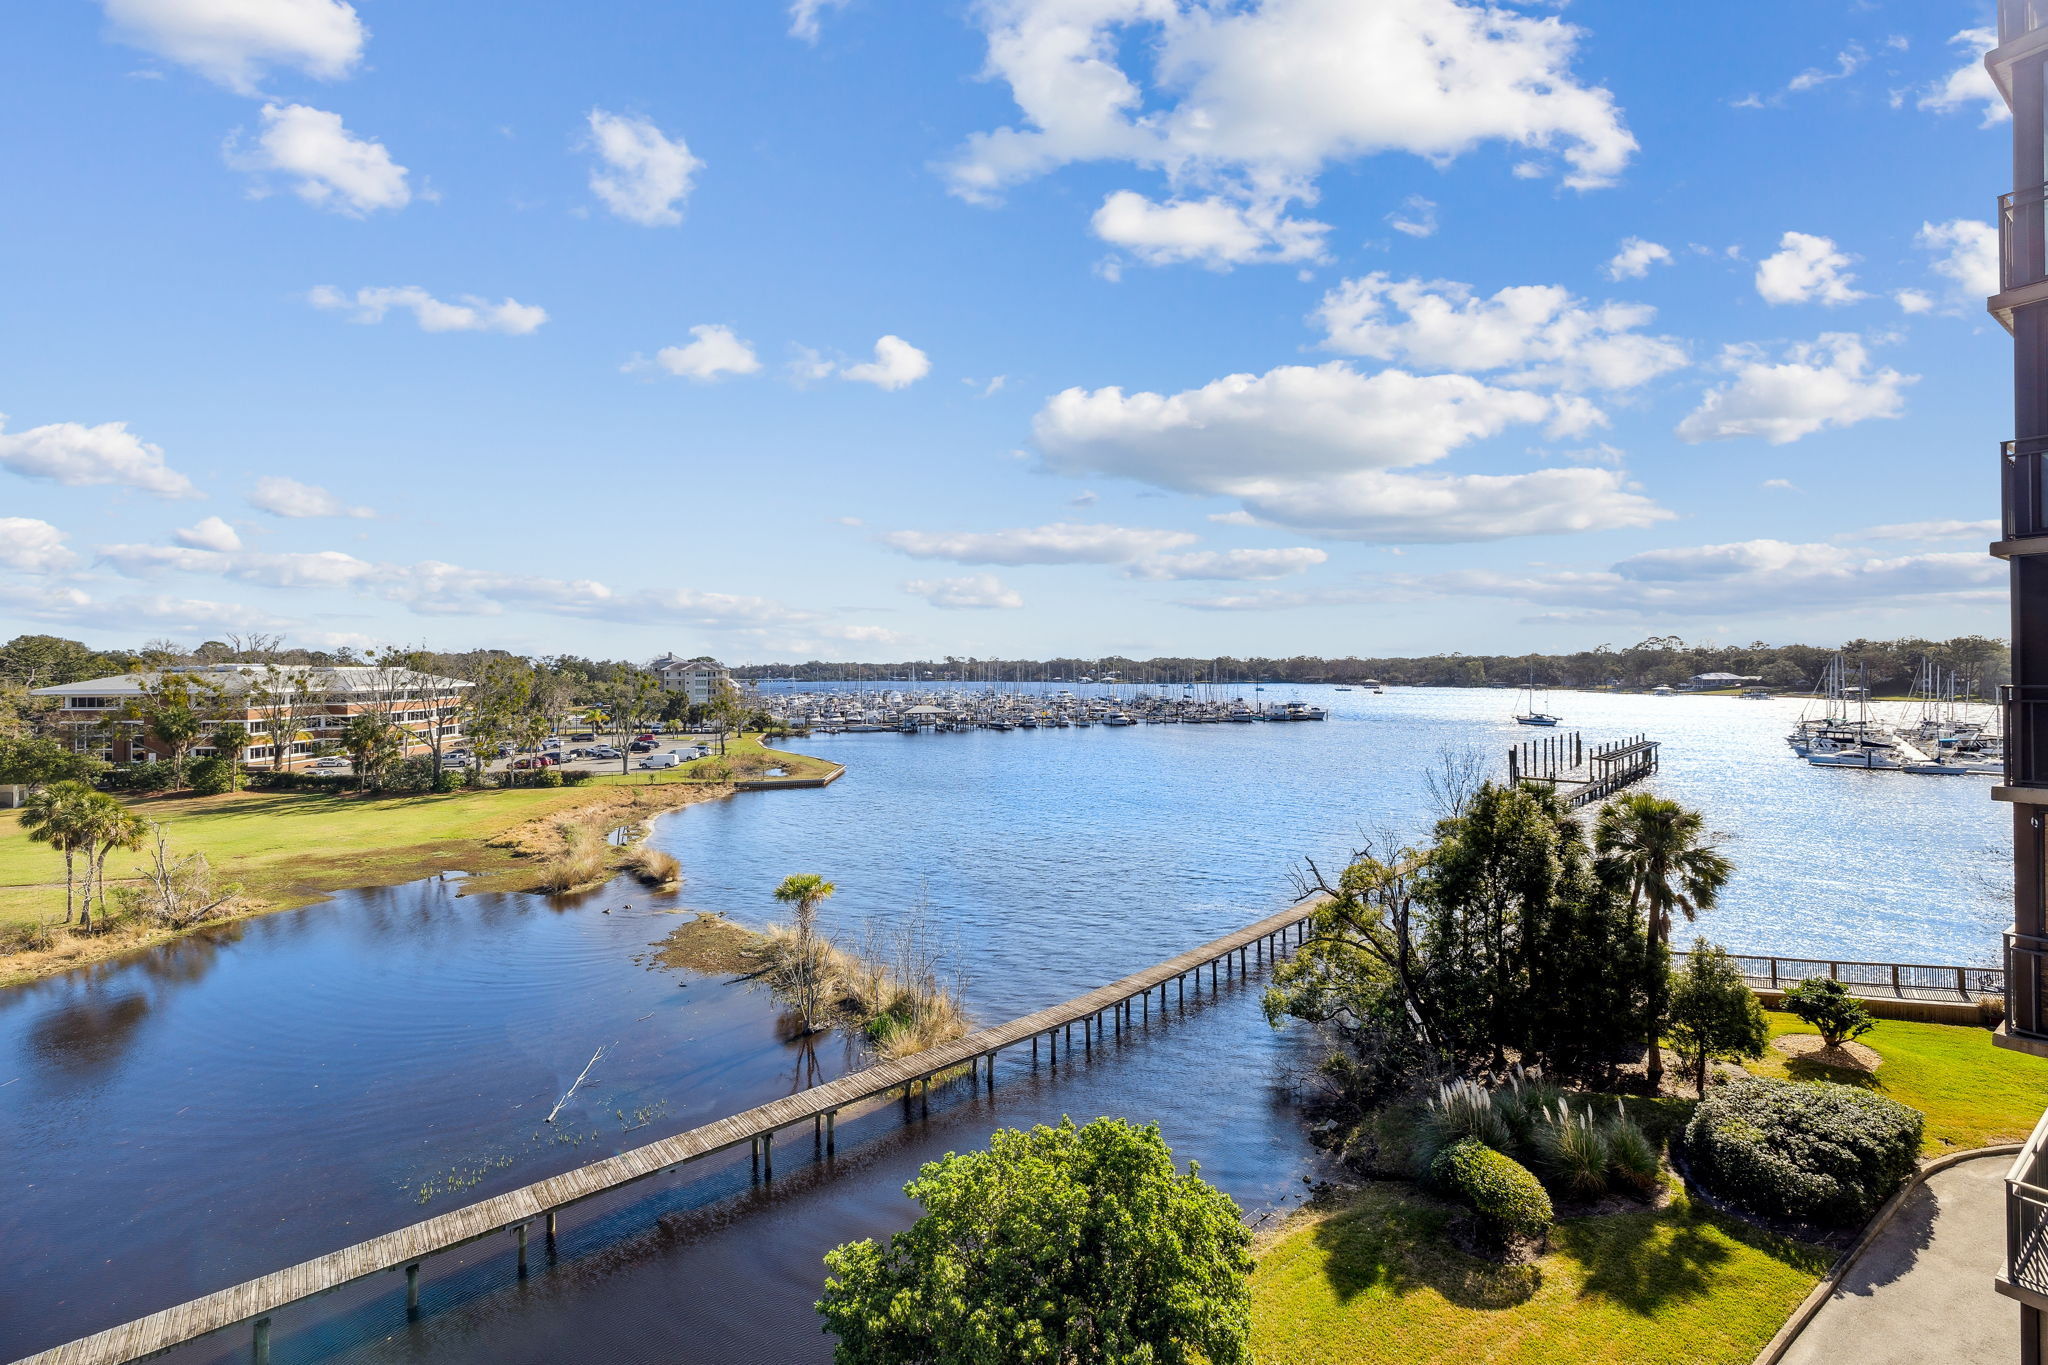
1251, 1182, 1829, 1365
1750, 1009, 2048, 1151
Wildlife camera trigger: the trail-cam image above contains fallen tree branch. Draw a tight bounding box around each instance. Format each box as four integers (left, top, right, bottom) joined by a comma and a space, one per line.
546, 1045, 610, 1124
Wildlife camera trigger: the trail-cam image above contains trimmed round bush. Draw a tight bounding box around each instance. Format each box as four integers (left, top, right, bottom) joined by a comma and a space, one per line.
1685, 1077, 1922, 1225
1429, 1137, 1553, 1241
187, 757, 234, 795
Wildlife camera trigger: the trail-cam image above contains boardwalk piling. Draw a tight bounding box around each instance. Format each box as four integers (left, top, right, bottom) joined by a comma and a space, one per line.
405, 1264, 420, 1318
253, 1319, 270, 1365
516, 1223, 528, 1276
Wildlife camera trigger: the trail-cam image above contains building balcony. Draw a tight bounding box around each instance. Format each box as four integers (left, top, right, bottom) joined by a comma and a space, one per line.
2005, 932, 2048, 1059
2001, 1105, 2048, 1310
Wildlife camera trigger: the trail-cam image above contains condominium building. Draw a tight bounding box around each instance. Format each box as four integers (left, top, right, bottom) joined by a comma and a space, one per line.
1989, 4, 2048, 1357
30, 664, 471, 768
649, 654, 732, 706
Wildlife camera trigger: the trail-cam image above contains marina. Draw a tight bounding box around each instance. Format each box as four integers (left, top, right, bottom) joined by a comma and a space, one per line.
0, 684, 2012, 1364
766, 685, 1327, 733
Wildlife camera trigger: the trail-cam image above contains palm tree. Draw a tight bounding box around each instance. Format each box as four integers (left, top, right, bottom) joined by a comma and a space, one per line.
80, 795, 149, 928
773, 873, 837, 1032
1594, 792, 1734, 1090
340, 715, 400, 792
19, 780, 95, 923
210, 723, 250, 791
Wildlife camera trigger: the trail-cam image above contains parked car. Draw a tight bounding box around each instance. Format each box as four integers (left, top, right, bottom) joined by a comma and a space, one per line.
628, 740, 657, 753
569, 732, 595, 742
638, 752, 683, 769
589, 745, 621, 759
541, 738, 562, 750
312, 756, 347, 769
509, 754, 563, 771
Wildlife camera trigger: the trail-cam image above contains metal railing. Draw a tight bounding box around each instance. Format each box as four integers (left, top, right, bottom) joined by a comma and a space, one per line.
1714, 952, 2002, 1001
2003, 185, 2048, 295
2009, 931, 2048, 1041
2004, 436, 2048, 541
2008, 1106, 2048, 1299
2003, 685, 2048, 789
2003, 0, 2048, 44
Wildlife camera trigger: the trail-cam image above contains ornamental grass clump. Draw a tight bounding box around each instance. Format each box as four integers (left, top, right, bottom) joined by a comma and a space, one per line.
1533, 1101, 1612, 1198
1605, 1102, 1664, 1195
1685, 1076, 1923, 1225
1429, 1137, 1552, 1245
1494, 1067, 1565, 1149
1421, 1078, 1512, 1162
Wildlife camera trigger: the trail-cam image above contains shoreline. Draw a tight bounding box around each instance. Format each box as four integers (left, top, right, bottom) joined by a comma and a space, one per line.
0, 740, 842, 990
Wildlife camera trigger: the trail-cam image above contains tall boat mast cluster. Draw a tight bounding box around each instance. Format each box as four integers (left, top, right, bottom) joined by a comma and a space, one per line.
1785, 654, 2002, 774
765, 687, 1327, 734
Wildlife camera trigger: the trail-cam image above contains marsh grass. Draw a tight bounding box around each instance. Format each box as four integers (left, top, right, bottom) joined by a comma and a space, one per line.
620, 844, 680, 887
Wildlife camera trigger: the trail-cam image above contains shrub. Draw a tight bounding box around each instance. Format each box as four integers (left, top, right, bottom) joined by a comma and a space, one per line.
1782, 977, 1877, 1050
1494, 1068, 1565, 1149
1685, 1077, 1923, 1225
1421, 1079, 1512, 1162
561, 769, 592, 786
536, 767, 564, 787
1605, 1104, 1663, 1195
187, 757, 234, 796
1533, 1101, 1611, 1198
1429, 1137, 1552, 1242
97, 764, 176, 794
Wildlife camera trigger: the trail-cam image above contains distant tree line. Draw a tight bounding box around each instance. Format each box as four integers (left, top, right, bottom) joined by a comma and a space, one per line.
731, 634, 2011, 697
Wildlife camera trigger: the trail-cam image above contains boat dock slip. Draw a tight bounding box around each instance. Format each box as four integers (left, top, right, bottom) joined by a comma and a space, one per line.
12, 903, 1321, 1365
1506, 731, 1660, 808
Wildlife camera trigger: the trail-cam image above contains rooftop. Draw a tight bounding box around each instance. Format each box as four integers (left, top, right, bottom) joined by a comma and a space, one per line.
30, 665, 472, 699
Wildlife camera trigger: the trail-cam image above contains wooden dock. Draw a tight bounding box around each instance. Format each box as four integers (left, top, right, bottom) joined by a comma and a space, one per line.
13, 902, 1318, 1365
1507, 731, 1659, 808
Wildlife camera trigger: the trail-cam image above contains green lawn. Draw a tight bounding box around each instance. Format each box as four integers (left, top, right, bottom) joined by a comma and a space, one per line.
1750, 1009, 2048, 1152
1252, 1183, 1828, 1365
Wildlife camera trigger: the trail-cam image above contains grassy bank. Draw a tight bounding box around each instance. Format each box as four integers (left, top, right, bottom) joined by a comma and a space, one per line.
0, 737, 834, 985
1251, 1183, 1828, 1365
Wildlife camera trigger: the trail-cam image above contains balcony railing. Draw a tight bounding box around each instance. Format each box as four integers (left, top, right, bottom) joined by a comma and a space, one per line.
2008, 1107, 2048, 1301
2004, 687, 2048, 790
2011, 931, 2048, 1042
2007, 436, 2048, 541
2004, 0, 2048, 44
2002, 185, 2048, 294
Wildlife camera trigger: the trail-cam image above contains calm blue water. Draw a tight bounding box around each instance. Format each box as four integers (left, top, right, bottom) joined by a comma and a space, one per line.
0, 685, 2007, 1363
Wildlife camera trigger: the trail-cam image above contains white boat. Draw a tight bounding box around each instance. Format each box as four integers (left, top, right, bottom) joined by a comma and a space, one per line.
1513, 679, 1560, 727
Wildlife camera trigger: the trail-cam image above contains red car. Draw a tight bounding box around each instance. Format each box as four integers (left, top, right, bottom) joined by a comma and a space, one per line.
508, 754, 562, 770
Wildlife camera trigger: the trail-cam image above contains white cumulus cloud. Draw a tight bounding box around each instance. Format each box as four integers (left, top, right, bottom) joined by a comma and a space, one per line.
585, 110, 701, 227
840, 335, 931, 390
1919, 28, 2005, 127
227, 102, 410, 215
1754, 231, 1866, 306
174, 515, 242, 551
308, 285, 547, 334
1676, 334, 1913, 445
1091, 190, 1329, 268
878, 522, 1197, 565
247, 476, 374, 519
1605, 237, 1671, 281
789, 0, 851, 43
0, 519, 79, 573
1127, 547, 1327, 580
1915, 218, 1999, 303
946, 0, 1634, 266
101, 0, 365, 94
1313, 274, 1686, 391
654, 324, 762, 381
903, 574, 1024, 609
0, 414, 198, 499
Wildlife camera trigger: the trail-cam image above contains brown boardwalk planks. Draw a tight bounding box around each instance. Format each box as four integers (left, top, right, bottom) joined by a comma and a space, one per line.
11, 901, 1318, 1365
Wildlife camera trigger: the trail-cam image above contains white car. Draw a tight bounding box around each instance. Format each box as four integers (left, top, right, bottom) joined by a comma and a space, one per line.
312, 756, 347, 769
638, 752, 683, 769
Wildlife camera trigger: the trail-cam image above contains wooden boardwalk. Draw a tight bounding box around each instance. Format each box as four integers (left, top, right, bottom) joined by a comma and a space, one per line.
1506, 732, 1660, 808
14, 902, 1318, 1365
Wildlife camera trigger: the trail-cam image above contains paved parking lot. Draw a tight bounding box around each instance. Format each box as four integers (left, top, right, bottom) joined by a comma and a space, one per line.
305, 733, 717, 779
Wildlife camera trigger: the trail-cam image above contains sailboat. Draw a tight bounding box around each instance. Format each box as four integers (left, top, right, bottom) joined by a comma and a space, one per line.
1514, 678, 1561, 727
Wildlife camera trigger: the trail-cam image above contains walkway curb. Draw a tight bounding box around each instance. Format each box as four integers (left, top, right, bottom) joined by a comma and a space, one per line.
1751, 1143, 2020, 1365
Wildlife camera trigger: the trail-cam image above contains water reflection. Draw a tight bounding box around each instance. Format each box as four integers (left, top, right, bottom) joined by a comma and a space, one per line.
24, 988, 152, 1077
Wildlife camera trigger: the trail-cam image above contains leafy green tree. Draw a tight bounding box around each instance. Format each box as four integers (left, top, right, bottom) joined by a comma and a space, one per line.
123, 670, 222, 789
340, 715, 403, 791
20, 780, 96, 923
818, 1118, 1251, 1365
1782, 977, 1877, 1050
0, 634, 119, 687
1665, 940, 1768, 1097
0, 735, 107, 790
773, 873, 836, 1032
1593, 793, 1734, 1090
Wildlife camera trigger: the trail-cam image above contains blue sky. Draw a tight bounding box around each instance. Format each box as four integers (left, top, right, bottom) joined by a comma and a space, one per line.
0, 0, 2016, 662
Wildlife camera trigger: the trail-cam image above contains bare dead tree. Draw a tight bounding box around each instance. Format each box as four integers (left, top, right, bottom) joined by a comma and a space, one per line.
1424, 743, 1489, 822
1287, 834, 1439, 1058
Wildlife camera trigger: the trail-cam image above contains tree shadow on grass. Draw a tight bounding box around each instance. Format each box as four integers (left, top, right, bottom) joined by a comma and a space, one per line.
1310, 1189, 1542, 1312
1550, 1196, 1833, 1315
1783, 1055, 1884, 1091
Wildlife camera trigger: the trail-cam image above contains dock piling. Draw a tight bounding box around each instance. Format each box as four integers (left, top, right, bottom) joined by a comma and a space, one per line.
516, 1223, 528, 1276
405, 1264, 420, 1318
252, 1319, 270, 1365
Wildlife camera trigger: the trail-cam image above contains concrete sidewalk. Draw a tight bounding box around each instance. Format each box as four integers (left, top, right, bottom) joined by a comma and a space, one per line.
1779, 1152, 2013, 1365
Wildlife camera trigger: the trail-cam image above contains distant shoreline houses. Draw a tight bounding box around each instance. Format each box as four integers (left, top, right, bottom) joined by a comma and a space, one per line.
31, 664, 470, 768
